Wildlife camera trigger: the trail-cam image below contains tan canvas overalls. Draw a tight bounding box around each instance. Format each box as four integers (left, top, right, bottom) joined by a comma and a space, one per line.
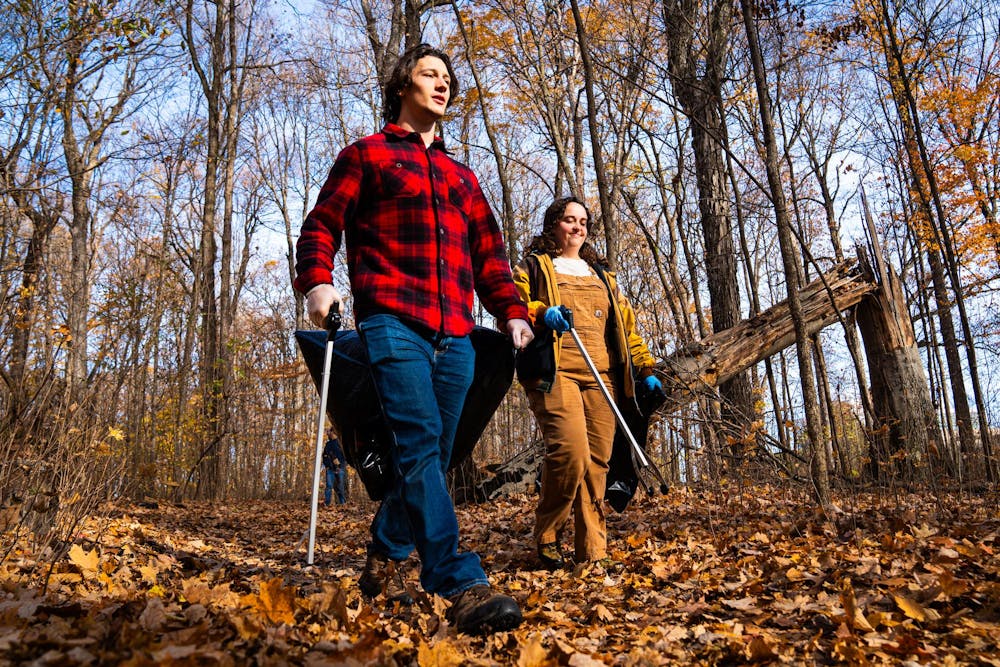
527, 271, 617, 562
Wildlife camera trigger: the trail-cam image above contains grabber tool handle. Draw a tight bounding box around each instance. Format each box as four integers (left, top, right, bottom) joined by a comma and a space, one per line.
561, 307, 651, 470
308, 303, 341, 565
563, 306, 670, 495
562, 305, 575, 330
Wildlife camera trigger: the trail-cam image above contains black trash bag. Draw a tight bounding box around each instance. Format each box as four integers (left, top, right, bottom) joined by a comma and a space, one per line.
295, 326, 515, 501
604, 378, 667, 513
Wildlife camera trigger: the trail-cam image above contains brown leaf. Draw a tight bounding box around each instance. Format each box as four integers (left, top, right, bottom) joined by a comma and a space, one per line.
745, 636, 778, 662
516, 633, 550, 667
722, 596, 759, 612
650, 561, 672, 581
138, 563, 159, 585
257, 577, 296, 625
937, 570, 969, 598
567, 653, 605, 667
68, 545, 99, 574
417, 639, 466, 667
892, 594, 940, 622
151, 645, 198, 661
591, 603, 615, 622
230, 613, 262, 641
839, 578, 873, 632
139, 596, 166, 632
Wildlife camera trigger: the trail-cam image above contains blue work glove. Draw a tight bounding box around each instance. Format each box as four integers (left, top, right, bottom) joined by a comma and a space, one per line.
543, 305, 570, 333
643, 375, 663, 394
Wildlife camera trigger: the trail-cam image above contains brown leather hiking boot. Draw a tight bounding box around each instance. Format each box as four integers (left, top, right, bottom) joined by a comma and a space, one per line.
358, 551, 413, 605
537, 542, 565, 570
446, 584, 522, 635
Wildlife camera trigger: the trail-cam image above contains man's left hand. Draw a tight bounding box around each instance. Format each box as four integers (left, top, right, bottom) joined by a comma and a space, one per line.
506, 318, 534, 350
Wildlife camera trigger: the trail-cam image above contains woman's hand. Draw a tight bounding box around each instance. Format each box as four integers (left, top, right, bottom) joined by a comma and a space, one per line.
543, 306, 571, 333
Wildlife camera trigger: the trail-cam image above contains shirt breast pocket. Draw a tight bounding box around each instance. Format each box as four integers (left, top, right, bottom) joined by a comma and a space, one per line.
378, 160, 423, 198
446, 172, 474, 211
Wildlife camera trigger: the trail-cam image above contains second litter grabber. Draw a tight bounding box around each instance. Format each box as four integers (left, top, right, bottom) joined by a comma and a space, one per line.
305, 303, 342, 566
560, 306, 669, 497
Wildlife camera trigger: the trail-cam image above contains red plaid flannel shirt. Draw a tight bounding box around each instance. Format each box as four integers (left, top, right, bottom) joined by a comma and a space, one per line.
294, 125, 528, 336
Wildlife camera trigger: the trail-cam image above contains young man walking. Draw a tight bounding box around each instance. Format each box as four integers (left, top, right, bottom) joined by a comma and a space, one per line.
294, 44, 532, 635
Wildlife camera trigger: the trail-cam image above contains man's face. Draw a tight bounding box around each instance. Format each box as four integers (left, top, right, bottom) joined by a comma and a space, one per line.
400, 56, 451, 123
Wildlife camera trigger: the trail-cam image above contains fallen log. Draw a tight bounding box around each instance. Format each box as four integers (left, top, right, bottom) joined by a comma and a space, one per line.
656, 259, 877, 412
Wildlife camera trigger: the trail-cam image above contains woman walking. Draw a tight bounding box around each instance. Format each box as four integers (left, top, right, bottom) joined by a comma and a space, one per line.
513, 196, 661, 569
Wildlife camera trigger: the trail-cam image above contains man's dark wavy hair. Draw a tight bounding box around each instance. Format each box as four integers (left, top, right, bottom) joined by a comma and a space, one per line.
524, 196, 606, 266
382, 44, 459, 124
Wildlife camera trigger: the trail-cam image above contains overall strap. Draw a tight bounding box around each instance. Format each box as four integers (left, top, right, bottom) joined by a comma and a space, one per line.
526, 252, 543, 301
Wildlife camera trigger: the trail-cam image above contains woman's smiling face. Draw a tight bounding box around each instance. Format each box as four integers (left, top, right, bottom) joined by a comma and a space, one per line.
554, 201, 588, 257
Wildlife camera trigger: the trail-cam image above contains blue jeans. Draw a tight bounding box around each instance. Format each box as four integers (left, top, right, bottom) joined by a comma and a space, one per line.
358, 314, 487, 597
325, 467, 346, 505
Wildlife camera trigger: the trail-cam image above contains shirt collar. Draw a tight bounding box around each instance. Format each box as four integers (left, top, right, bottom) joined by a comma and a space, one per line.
383, 123, 449, 152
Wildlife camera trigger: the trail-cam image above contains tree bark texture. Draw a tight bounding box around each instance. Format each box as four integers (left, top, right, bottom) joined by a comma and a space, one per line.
740, 0, 830, 506
661, 0, 753, 449
854, 253, 941, 481
570, 0, 617, 268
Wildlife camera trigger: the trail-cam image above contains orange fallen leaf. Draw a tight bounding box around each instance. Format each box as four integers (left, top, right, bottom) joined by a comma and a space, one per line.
892, 594, 940, 622
257, 577, 296, 625
68, 545, 99, 574
417, 639, 466, 667
592, 603, 615, 622
516, 633, 550, 667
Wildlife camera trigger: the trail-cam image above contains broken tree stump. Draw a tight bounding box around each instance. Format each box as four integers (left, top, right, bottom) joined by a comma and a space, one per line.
854, 249, 941, 480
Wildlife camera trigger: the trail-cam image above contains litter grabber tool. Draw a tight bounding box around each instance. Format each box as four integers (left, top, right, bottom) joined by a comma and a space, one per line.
306, 304, 342, 565
561, 307, 669, 496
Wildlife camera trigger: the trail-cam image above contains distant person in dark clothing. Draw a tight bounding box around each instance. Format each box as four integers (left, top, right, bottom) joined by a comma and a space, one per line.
323, 431, 347, 506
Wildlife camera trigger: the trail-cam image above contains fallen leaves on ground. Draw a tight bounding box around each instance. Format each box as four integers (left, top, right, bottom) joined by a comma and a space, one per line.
1, 485, 999, 665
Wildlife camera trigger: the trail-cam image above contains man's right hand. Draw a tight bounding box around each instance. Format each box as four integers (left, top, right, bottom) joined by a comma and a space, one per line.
306, 284, 345, 328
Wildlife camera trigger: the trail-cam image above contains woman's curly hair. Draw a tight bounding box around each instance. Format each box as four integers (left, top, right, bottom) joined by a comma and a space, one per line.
382, 44, 459, 124
524, 196, 606, 266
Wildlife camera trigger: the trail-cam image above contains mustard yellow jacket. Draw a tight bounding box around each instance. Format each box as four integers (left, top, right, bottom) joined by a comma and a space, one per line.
512, 252, 656, 399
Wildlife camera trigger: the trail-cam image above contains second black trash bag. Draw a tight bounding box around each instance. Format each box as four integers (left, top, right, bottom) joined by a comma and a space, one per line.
604, 375, 668, 513
295, 326, 515, 500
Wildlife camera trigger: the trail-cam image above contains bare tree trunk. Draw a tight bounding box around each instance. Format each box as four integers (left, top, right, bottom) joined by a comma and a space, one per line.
662, 0, 753, 457
4, 210, 58, 428
874, 0, 994, 481
182, 0, 227, 498
854, 243, 940, 482
910, 230, 959, 472
569, 0, 616, 267
361, 0, 449, 86
740, 0, 829, 506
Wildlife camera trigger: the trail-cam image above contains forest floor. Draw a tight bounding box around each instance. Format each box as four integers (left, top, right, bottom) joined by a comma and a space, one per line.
1, 484, 999, 665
